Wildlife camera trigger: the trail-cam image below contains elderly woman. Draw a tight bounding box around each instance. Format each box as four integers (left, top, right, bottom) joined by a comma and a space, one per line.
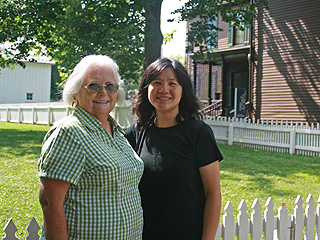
38, 55, 144, 240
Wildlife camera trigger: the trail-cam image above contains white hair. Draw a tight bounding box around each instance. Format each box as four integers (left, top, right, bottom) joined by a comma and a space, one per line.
63, 55, 125, 106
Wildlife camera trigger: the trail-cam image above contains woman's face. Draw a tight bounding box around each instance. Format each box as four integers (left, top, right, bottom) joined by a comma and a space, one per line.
75, 65, 117, 121
148, 67, 183, 117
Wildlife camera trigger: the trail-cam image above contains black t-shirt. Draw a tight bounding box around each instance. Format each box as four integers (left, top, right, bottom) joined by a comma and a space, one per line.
125, 119, 223, 240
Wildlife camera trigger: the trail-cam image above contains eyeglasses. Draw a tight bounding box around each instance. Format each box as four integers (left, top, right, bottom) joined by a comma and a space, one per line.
82, 82, 119, 94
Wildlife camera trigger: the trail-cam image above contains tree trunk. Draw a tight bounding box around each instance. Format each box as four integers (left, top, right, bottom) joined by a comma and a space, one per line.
144, 0, 163, 69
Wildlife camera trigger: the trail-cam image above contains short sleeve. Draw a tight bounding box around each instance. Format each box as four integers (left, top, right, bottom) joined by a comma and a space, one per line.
194, 123, 223, 167
38, 125, 86, 185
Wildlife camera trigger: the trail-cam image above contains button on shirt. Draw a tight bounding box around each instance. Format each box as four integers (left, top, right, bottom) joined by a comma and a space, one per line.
38, 107, 144, 240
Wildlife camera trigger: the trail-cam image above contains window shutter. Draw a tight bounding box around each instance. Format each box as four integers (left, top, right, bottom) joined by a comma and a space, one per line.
228, 23, 234, 46
244, 22, 251, 44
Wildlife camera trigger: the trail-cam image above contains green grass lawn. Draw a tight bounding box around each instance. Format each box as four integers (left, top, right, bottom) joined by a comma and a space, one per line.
0, 121, 319, 238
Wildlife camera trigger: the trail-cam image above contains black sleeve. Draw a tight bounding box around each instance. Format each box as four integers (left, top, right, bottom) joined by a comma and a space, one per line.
194, 123, 223, 167
124, 123, 137, 150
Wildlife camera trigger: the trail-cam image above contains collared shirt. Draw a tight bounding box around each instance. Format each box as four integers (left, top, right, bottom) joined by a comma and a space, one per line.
38, 106, 144, 240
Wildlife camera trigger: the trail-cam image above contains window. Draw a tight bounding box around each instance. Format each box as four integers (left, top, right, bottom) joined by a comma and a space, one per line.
26, 93, 33, 101
228, 22, 251, 46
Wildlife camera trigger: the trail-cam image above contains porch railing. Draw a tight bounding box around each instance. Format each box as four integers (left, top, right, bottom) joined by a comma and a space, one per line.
200, 100, 223, 117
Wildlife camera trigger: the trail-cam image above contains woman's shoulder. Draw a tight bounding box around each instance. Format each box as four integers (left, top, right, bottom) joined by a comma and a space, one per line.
125, 122, 138, 135
45, 114, 82, 139
125, 123, 144, 142
51, 114, 81, 130
184, 119, 210, 131
124, 123, 140, 148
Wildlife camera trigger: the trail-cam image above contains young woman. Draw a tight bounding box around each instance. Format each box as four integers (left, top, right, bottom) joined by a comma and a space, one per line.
125, 58, 223, 240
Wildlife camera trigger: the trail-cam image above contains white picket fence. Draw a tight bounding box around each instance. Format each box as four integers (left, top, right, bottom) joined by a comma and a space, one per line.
2, 194, 320, 240
0, 101, 134, 129
205, 117, 320, 157
1, 104, 320, 157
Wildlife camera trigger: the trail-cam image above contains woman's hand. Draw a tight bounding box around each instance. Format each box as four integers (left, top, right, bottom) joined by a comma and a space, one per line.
39, 177, 70, 240
199, 161, 221, 240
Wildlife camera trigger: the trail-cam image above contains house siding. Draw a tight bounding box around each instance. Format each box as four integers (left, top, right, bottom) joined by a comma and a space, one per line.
217, 14, 229, 50
253, 0, 320, 122
0, 62, 52, 104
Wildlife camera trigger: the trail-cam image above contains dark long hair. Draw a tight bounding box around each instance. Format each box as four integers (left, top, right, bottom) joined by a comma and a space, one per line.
131, 58, 201, 129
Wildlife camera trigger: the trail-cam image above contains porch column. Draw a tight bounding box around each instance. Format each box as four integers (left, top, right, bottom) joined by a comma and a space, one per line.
208, 62, 213, 105
193, 58, 197, 95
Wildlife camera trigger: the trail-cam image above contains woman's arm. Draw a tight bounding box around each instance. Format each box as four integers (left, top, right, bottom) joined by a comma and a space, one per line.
199, 161, 221, 240
39, 177, 70, 240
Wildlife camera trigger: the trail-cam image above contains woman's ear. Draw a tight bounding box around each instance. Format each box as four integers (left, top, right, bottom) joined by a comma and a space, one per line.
72, 94, 79, 107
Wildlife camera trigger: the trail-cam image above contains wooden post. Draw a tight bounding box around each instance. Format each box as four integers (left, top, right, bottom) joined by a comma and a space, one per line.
47, 107, 51, 126
18, 107, 21, 123
289, 129, 296, 155
6, 107, 9, 122
208, 62, 213, 105
193, 59, 197, 95
228, 124, 234, 145
32, 107, 35, 125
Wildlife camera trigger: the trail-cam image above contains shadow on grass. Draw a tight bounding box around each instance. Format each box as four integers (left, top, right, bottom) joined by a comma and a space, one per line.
0, 128, 48, 157
218, 144, 320, 198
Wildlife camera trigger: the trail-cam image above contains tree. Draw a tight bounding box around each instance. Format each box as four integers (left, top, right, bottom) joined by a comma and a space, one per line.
173, 0, 268, 60
0, 0, 267, 86
0, 0, 145, 83
144, 0, 163, 69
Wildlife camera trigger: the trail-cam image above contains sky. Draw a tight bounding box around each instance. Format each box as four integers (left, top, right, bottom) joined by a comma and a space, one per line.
161, 0, 187, 58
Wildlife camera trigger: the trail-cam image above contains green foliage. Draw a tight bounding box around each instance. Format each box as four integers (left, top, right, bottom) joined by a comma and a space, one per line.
163, 30, 177, 45
0, 0, 145, 83
168, 55, 186, 66
173, 0, 268, 61
1, 122, 319, 236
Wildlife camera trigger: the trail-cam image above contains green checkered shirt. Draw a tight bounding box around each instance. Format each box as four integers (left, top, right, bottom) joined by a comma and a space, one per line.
38, 106, 144, 239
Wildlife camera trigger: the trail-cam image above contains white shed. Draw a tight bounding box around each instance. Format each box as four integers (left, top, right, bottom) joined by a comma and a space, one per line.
0, 57, 54, 104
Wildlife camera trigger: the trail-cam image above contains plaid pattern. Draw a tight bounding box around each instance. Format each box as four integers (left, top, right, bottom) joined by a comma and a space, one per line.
38, 107, 144, 240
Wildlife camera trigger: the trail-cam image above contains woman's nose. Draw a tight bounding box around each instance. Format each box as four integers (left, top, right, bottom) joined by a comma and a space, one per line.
98, 85, 108, 95
159, 84, 169, 92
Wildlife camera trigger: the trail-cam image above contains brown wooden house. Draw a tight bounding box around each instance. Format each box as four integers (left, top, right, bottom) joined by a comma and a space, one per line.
186, 0, 320, 123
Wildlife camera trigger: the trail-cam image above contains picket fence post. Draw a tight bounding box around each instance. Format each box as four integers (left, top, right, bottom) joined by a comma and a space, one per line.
6, 108, 9, 122
47, 107, 51, 126
294, 195, 304, 240
316, 195, 320, 240
2, 218, 18, 240
228, 124, 234, 145
289, 129, 296, 155
277, 203, 290, 240
223, 201, 235, 239
2, 195, 320, 240
26, 218, 40, 240
305, 195, 315, 240
237, 200, 249, 239
251, 199, 263, 240
32, 107, 35, 125
264, 197, 275, 240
